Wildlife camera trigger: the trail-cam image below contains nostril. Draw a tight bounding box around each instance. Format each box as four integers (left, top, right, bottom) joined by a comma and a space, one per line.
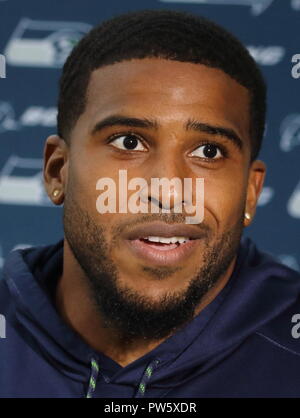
148, 196, 163, 209
148, 197, 186, 210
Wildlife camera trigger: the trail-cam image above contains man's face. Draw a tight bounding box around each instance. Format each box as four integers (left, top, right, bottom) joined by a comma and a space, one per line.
45, 58, 265, 340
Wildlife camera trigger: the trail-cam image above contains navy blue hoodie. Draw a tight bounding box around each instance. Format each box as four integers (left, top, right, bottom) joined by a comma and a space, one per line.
1, 236, 300, 398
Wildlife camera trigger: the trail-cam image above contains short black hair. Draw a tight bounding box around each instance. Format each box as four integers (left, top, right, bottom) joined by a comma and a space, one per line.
57, 9, 266, 161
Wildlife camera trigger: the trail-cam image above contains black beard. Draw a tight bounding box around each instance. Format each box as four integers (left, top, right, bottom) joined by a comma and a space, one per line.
63, 192, 244, 343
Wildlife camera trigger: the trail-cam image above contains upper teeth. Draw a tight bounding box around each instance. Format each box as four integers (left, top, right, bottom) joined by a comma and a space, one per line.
143, 236, 190, 244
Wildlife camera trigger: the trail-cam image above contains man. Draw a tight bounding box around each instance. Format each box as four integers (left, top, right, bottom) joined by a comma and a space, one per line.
1, 9, 300, 398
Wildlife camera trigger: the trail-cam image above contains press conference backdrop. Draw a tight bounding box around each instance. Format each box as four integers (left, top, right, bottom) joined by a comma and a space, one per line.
0, 0, 299, 272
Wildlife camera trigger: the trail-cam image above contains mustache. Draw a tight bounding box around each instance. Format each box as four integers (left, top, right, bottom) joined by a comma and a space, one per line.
111, 212, 211, 241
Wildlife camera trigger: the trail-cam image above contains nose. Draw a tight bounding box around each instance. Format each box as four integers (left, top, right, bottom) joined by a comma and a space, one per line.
138, 150, 192, 212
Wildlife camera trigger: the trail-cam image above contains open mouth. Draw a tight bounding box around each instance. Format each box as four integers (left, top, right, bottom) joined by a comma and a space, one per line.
139, 236, 193, 250
125, 236, 200, 266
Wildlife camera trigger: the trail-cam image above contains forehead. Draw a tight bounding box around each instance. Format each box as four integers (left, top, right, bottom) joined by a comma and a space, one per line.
78, 58, 251, 143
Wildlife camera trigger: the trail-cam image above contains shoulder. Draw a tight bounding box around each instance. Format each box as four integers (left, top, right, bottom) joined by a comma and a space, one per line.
237, 237, 300, 357
256, 290, 300, 358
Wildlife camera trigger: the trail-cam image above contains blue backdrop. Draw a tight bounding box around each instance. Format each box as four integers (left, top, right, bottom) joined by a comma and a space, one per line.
0, 0, 299, 271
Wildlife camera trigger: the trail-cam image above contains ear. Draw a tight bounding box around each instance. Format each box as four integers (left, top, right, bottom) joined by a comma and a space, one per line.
244, 159, 266, 227
43, 135, 69, 205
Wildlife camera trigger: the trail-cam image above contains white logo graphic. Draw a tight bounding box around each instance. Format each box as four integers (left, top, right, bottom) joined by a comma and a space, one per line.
0, 155, 52, 206
292, 0, 300, 10
4, 18, 92, 68
278, 254, 300, 272
20, 106, 57, 127
11, 243, 33, 251
0, 54, 6, 78
0, 102, 19, 133
257, 186, 274, 206
0, 315, 5, 339
96, 170, 205, 224
291, 54, 300, 79
280, 114, 300, 152
291, 314, 300, 339
158, 0, 274, 15
287, 180, 300, 219
0, 101, 57, 133
247, 46, 285, 66
0, 244, 3, 270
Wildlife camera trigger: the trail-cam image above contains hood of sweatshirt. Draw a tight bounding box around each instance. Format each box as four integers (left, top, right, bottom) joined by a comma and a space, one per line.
1, 236, 300, 398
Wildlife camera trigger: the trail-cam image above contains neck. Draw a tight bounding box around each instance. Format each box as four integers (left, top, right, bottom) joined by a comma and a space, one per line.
55, 239, 236, 367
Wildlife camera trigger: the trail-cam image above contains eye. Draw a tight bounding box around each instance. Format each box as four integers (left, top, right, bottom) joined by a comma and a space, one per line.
189, 143, 225, 160
108, 133, 146, 151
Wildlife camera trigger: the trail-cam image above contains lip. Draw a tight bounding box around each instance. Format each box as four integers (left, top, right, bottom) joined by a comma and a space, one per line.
125, 237, 202, 266
123, 221, 205, 241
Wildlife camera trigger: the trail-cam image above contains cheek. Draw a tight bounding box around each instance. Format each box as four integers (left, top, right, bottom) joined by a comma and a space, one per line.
69, 150, 116, 209
69, 155, 132, 240
203, 173, 247, 229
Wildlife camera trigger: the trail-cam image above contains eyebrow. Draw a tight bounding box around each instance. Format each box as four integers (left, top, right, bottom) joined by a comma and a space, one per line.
91, 114, 243, 150
186, 118, 243, 150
